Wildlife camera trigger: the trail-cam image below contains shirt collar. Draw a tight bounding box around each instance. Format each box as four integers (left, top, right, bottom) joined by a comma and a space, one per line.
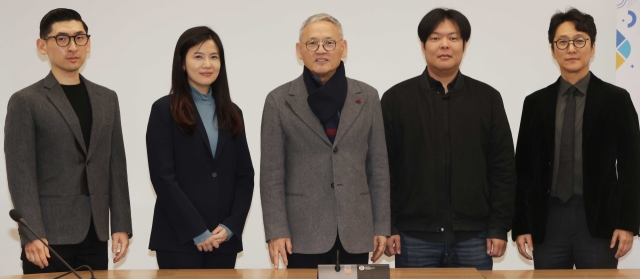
559, 72, 590, 96
424, 67, 460, 93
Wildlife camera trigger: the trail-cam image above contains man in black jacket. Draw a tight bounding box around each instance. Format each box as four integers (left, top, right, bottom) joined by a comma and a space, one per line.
381, 8, 516, 270
512, 8, 640, 269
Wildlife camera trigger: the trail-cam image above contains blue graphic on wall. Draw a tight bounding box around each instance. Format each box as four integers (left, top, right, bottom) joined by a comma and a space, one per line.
627, 10, 637, 27
617, 30, 632, 69
617, 0, 637, 69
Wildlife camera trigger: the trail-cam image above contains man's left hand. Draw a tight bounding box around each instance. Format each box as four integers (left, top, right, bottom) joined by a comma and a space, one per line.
486, 238, 506, 257
611, 229, 634, 259
371, 235, 387, 262
112, 232, 130, 263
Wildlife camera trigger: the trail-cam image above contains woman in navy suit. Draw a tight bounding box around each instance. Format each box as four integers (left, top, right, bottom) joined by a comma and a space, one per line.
146, 26, 254, 269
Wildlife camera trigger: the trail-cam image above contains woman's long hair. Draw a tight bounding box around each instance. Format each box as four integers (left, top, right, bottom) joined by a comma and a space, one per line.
170, 26, 242, 138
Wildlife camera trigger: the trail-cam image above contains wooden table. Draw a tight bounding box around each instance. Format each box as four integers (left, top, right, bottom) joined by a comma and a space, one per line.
0, 268, 483, 279
480, 269, 640, 278
2, 268, 639, 278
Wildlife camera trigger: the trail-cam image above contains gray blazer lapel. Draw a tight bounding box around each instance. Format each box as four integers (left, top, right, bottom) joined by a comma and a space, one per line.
285, 76, 332, 146
44, 72, 87, 154
82, 76, 105, 160
333, 79, 364, 146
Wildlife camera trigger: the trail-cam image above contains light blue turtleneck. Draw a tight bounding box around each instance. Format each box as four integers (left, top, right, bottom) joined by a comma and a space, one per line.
190, 85, 218, 157
189, 84, 233, 244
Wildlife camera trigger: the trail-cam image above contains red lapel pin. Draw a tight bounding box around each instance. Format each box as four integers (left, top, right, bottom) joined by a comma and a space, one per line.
355, 98, 361, 103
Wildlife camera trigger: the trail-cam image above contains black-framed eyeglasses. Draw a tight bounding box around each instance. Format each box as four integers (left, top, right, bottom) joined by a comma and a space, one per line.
554, 37, 589, 50
303, 39, 343, 52
44, 34, 91, 47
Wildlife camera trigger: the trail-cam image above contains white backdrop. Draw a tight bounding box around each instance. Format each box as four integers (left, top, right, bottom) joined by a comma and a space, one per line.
1, 0, 638, 276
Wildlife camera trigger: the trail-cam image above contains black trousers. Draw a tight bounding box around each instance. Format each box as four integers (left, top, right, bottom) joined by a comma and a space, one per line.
156, 250, 237, 269
22, 221, 108, 274
287, 236, 369, 268
533, 195, 618, 269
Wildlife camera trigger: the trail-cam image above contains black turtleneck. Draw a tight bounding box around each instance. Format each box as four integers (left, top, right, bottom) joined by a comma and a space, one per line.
61, 82, 92, 149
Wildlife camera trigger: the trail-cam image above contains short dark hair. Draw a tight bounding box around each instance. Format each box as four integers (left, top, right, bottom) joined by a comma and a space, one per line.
418, 8, 471, 45
548, 8, 596, 50
40, 8, 88, 39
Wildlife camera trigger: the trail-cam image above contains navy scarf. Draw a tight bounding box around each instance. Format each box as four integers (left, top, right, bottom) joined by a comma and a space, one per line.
303, 61, 347, 144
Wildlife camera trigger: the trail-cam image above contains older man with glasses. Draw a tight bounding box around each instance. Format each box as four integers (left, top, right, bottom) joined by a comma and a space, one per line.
260, 13, 390, 269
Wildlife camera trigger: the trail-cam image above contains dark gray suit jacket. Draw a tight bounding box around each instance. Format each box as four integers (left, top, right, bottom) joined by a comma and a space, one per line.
5, 72, 132, 245
260, 75, 390, 254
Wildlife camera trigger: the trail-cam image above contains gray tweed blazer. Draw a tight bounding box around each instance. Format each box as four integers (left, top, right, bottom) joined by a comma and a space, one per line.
5, 72, 132, 245
260, 75, 390, 254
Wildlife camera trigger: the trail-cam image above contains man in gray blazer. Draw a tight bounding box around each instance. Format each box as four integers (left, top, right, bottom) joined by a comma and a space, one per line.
4, 8, 132, 274
261, 13, 390, 269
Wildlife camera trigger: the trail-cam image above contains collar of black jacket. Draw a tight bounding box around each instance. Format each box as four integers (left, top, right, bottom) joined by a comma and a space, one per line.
420, 66, 465, 95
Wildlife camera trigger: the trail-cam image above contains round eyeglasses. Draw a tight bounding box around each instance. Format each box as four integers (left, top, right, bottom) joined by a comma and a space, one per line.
44, 34, 91, 47
553, 37, 589, 50
303, 39, 343, 52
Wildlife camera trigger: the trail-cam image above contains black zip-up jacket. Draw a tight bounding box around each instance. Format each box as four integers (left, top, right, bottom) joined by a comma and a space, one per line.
381, 68, 516, 241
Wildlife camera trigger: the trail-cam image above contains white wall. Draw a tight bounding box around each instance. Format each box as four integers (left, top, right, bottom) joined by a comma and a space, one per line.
1, 0, 638, 276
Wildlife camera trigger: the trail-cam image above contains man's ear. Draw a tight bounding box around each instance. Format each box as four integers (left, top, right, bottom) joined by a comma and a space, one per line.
37, 38, 47, 55
296, 42, 302, 60
341, 40, 348, 58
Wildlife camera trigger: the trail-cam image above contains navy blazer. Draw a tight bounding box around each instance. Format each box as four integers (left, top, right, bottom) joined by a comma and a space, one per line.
512, 73, 640, 243
146, 95, 254, 253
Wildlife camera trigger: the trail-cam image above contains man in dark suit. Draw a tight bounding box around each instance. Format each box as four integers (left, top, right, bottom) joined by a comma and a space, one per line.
512, 8, 640, 269
4, 8, 132, 274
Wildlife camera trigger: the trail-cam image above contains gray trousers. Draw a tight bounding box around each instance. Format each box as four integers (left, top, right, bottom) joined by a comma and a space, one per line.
533, 195, 618, 269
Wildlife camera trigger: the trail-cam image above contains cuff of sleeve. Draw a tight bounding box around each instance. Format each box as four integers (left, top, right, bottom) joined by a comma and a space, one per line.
219, 224, 234, 241
391, 226, 401, 236
193, 230, 212, 244
487, 227, 507, 241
